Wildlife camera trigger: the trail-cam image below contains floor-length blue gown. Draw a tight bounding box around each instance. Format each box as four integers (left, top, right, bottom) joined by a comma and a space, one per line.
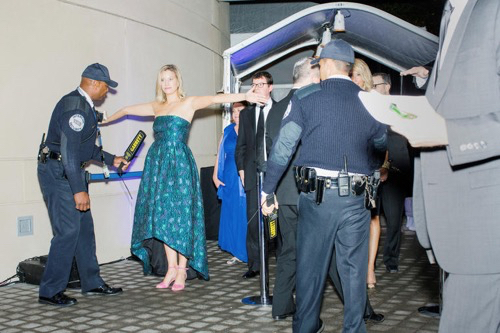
216, 123, 248, 262
131, 115, 209, 280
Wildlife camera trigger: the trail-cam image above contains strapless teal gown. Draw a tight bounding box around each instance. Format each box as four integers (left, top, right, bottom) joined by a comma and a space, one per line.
131, 115, 209, 280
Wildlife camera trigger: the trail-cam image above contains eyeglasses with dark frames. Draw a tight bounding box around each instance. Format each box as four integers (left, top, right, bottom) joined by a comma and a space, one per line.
251, 83, 270, 88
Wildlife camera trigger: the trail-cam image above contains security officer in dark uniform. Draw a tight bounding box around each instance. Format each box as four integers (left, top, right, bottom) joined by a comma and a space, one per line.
262, 40, 387, 333
37, 63, 129, 306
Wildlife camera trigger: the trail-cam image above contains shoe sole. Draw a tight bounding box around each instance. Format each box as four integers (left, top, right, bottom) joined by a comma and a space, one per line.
38, 299, 77, 307
82, 291, 123, 296
365, 317, 385, 324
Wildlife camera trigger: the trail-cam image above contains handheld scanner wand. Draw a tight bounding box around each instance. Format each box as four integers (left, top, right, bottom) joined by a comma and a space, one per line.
118, 130, 147, 175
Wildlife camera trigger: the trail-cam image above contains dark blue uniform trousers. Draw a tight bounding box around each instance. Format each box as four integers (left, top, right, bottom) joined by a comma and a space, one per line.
293, 188, 369, 333
38, 159, 104, 298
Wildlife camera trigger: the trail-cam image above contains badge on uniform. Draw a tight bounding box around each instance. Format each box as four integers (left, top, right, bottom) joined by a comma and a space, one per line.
69, 114, 85, 132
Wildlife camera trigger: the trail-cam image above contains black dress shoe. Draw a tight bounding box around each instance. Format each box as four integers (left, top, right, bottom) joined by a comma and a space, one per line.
272, 312, 294, 320
242, 270, 260, 279
39, 292, 77, 307
82, 284, 123, 296
418, 305, 440, 318
386, 265, 399, 273
364, 312, 385, 323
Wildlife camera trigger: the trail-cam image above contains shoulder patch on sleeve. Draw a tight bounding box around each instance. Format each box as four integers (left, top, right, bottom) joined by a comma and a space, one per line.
69, 114, 85, 132
295, 83, 321, 100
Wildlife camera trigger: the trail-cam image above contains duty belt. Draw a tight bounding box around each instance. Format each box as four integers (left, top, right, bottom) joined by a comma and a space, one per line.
293, 166, 367, 205
38, 149, 86, 168
318, 176, 339, 189
47, 151, 62, 161
38, 149, 62, 162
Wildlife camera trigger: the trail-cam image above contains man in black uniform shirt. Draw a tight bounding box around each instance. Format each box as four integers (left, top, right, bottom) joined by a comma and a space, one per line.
262, 41, 386, 333
37, 63, 129, 306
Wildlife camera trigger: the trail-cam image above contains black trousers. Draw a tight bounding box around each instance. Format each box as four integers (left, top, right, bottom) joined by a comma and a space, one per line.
380, 174, 408, 267
293, 189, 369, 333
38, 159, 104, 298
245, 187, 260, 271
272, 204, 299, 316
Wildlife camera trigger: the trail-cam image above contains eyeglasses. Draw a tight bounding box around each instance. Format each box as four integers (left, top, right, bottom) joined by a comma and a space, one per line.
251, 83, 269, 88
373, 83, 388, 87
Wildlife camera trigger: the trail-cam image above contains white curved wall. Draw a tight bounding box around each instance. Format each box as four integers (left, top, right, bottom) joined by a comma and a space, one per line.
0, 0, 229, 279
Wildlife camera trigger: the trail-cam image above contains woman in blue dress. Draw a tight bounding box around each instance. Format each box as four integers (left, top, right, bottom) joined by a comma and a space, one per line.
104, 65, 266, 291
213, 102, 248, 264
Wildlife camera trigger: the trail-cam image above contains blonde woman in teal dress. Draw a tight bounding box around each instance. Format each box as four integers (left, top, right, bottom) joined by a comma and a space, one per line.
105, 65, 266, 291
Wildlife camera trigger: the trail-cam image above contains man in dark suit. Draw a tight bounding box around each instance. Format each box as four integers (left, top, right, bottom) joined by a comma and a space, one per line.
267, 57, 320, 319
37, 63, 129, 306
394, 0, 500, 331
372, 73, 413, 273
235, 71, 276, 278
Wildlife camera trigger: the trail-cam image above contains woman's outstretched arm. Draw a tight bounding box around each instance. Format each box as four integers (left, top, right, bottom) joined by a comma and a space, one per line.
103, 102, 156, 124
189, 87, 267, 112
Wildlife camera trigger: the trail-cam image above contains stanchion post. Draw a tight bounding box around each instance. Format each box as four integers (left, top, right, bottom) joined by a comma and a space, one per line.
241, 171, 272, 306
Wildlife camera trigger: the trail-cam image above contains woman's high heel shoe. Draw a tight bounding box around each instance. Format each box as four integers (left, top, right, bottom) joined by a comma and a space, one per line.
156, 266, 177, 289
171, 267, 188, 291
226, 257, 242, 265
367, 270, 377, 289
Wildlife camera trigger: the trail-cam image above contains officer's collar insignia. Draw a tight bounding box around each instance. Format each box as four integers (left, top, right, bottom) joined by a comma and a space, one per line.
283, 101, 292, 119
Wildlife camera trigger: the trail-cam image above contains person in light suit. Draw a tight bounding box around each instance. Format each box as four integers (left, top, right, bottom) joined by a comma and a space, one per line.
398, 0, 500, 332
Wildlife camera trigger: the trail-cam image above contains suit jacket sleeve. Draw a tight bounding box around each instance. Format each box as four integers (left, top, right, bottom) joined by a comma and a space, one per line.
443, 0, 500, 167
446, 112, 500, 166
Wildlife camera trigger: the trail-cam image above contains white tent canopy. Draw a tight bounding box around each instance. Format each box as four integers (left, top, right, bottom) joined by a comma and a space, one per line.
223, 2, 439, 96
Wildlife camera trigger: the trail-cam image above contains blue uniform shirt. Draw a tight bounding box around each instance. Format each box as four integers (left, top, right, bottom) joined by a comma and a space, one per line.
44, 89, 115, 194
263, 78, 387, 195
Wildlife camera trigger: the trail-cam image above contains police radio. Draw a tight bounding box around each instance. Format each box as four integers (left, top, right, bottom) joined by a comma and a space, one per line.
338, 155, 350, 197
118, 130, 147, 175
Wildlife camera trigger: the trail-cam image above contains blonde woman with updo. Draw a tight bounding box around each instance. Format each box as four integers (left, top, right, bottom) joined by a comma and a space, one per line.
351, 59, 387, 289
105, 65, 266, 291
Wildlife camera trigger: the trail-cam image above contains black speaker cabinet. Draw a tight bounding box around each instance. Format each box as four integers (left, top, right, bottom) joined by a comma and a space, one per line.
200, 166, 221, 240
17, 256, 81, 288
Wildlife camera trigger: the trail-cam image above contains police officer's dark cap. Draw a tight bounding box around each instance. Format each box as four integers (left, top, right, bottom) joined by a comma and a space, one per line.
82, 63, 118, 88
311, 39, 355, 65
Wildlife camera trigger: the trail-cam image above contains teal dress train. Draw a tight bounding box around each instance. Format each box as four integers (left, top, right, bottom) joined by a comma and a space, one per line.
131, 115, 209, 280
